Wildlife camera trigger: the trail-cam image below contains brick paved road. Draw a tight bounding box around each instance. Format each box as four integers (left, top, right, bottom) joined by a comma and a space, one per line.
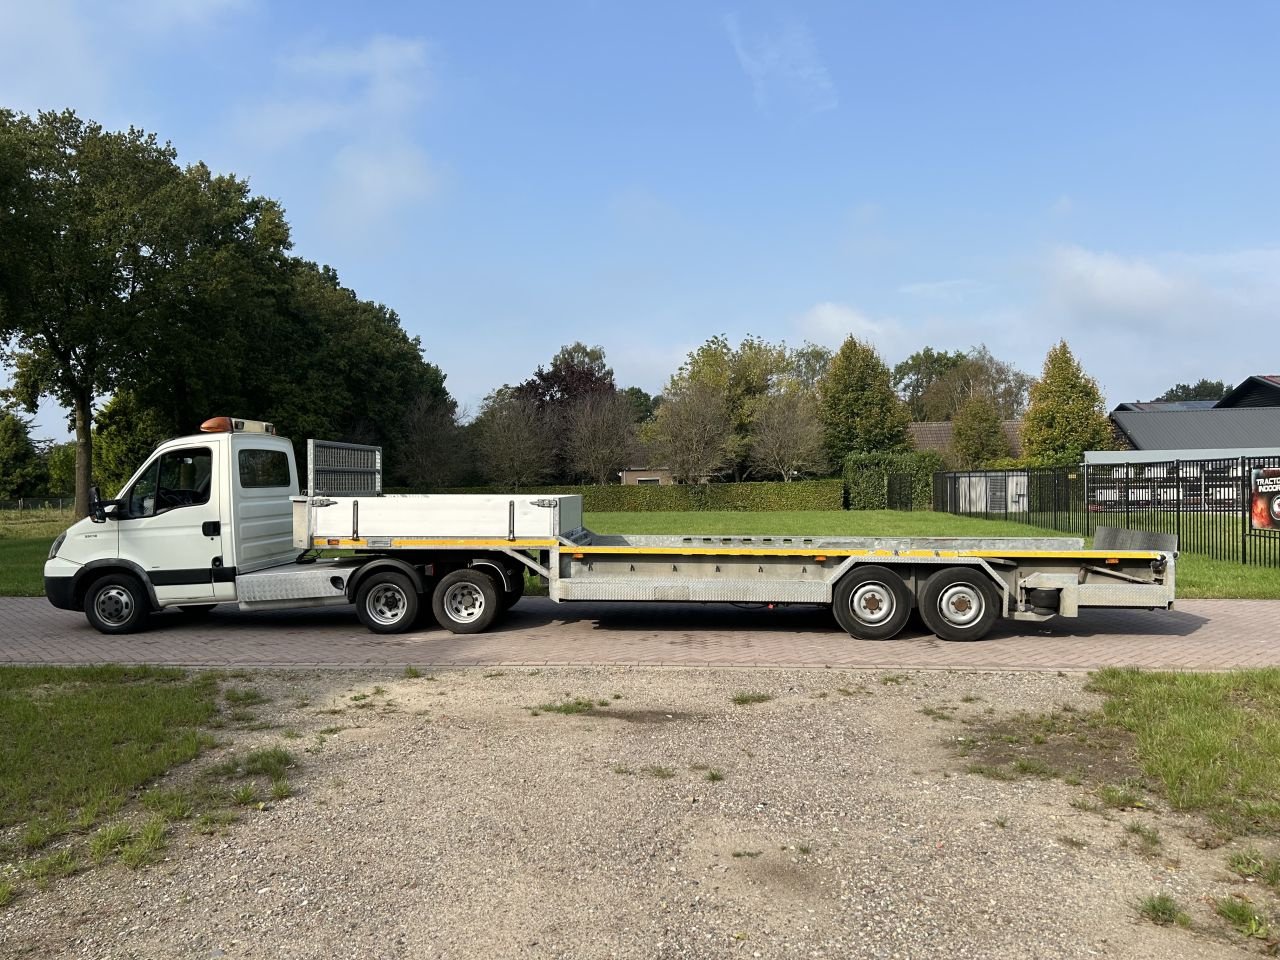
3, 596, 1278, 671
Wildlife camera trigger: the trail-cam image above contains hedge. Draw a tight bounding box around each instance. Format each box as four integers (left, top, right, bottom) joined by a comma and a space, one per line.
384, 479, 846, 512
843, 451, 945, 510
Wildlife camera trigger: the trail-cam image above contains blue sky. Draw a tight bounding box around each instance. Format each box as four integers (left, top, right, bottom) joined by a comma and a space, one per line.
3, 0, 1277, 439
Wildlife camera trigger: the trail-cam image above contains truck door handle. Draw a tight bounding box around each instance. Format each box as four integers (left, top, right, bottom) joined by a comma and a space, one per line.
203, 521, 221, 537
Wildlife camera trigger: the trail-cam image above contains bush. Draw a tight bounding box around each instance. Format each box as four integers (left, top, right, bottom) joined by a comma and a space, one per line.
843, 451, 945, 510
385, 480, 846, 512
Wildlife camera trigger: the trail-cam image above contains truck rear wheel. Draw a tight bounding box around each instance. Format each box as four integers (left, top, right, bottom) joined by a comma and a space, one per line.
356, 572, 420, 634
85, 573, 150, 635
918, 567, 1000, 642
832, 566, 911, 640
433, 569, 499, 634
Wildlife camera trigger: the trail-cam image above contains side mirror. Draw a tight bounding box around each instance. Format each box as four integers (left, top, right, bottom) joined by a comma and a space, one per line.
90, 486, 106, 523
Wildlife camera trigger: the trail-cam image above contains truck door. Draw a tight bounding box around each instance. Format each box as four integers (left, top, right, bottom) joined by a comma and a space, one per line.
117, 444, 225, 603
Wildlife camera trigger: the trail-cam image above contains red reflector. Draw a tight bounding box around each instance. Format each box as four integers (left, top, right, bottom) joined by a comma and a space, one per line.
1105, 558, 1119, 565
327, 539, 339, 546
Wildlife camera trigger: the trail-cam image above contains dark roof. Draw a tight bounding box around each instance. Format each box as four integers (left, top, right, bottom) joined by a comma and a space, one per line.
909, 421, 1023, 458
1217, 375, 1280, 409
1114, 400, 1218, 412
1111, 409, 1280, 450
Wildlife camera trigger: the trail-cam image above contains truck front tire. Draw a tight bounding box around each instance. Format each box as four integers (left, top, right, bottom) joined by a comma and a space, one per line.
356, 571, 420, 634
432, 570, 499, 634
84, 573, 150, 635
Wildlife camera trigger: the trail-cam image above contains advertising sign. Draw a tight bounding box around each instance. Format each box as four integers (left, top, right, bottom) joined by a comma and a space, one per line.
1252, 467, 1280, 531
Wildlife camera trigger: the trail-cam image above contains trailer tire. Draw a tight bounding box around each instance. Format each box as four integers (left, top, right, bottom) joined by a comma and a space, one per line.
84, 573, 151, 635
356, 571, 420, 634
918, 566, 1000, 642
432, 570, 499, 634
832, 566, 912, 640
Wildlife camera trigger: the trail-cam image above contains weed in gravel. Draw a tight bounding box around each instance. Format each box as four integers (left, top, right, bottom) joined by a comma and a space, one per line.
243, 747, 295, 779
232, 784, 258, 806
919, 706, 953, 722
536, 698, 596, 715
1099, 783, 1146, 810
705, 770, 726, 782
350, 693, 369, 702
142, 788, 194, 821
0, 881, 14, 906
689, 763, 710, 772
1012, 757, 1059, 778
642, 766, 676, 779
20, 815, 67, 853
961, 695, 983, 704
611, 693, 622, 700
89, 823, 133, 863
22, 848, 78, 885
611, 765, 632, 775
1057, 835, 1089, 849
731, 692, 772, 706
293, 697, 311, 708
282, 728, 302, 740
991, 817, 1008, 829
1070, 798, 1103, 813
270, 778, 292, 800
372, 686, 386, 695
195, 811, 238, 835
797, 845, 812, 854
732, 850, 762, 859
1228, 848, 1280, 889
224, 687, 269, 707
1125, 822, 1162, 856
1214, 895, 1271, 939
1138, 893, 1190, 927
879, 674, 908, 685
319, 707, 344, 715
119, 818, 167, 870
403, 666, 422, 678
227, 709, 257, 724
482, 672, 505, 679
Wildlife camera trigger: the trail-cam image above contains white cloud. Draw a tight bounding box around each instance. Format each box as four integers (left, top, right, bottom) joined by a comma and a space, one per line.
1048, 245, 1189, 318
792, 302, 910, 358
724, 14, 838, 114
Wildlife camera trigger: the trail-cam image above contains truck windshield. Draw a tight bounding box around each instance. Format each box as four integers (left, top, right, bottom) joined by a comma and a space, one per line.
126, 447, 213, 517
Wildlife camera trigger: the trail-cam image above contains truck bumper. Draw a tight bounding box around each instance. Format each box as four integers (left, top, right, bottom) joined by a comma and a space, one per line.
45, 575, 80, 611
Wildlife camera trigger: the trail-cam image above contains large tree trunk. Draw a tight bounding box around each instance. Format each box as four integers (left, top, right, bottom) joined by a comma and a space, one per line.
74, 392, 93, 518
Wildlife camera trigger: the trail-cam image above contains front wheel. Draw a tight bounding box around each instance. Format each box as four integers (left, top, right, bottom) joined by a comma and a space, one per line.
432, 570, 499, 634
832, 565, 911, 640
355, 572, 420, 634
918, 567, 1000, 642
84, 574, 151, 635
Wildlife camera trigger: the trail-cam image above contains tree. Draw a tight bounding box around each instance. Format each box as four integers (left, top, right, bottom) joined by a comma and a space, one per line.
42, 441, 76, 496
749, 390, 827, 481
92, 391, 172, 496
515, 342, 615, 411
647, 378, 734, 483
918, 345, 1032, 421
565, 392, 636, 484
1021, 341, 1116, 466
951, 394, 1011, 469
1153, 379, 1231, 402
396, 392, 465, 490
893, 347, 965, 421
0, 411, 45, 499
818, 337, 910, 464
0, 109, 291, 516
472, 390, 555, 488
619, 386, 656, 423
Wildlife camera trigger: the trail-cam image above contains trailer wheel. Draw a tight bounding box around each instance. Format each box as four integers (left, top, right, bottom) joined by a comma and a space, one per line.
84, 573, 150, 635
918, 567, 1000, 642
356, 572, 420, 634
832, 566, 911, 640
432, 570, 499, 634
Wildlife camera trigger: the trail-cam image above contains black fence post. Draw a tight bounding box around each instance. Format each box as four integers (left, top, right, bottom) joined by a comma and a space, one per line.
1241, 456, 1248, 566
1174, 460, 1181, 549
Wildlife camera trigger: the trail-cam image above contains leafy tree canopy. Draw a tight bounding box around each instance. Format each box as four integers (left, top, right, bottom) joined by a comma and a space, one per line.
1152, 379, 1231, 402
1020, 340, 1116, 466
818, 337, 910, 462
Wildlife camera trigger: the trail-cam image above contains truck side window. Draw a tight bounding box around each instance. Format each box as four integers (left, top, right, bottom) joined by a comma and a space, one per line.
125, 448, 213, 518
239, 449, 291, 488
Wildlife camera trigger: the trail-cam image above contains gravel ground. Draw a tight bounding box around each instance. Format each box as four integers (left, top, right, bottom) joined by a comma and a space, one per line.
1, 667, 1265, 960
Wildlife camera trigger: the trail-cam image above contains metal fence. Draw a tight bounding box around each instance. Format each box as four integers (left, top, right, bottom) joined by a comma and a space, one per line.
933, 456, 1280, 566
0, 498, 74, 512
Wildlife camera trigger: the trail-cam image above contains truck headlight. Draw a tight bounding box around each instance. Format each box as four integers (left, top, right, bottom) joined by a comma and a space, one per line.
49, 532, 67, 560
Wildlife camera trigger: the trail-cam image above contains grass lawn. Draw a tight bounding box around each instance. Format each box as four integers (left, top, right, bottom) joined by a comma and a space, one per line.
0, 666, 296, 907
587, 510, 1280, 600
